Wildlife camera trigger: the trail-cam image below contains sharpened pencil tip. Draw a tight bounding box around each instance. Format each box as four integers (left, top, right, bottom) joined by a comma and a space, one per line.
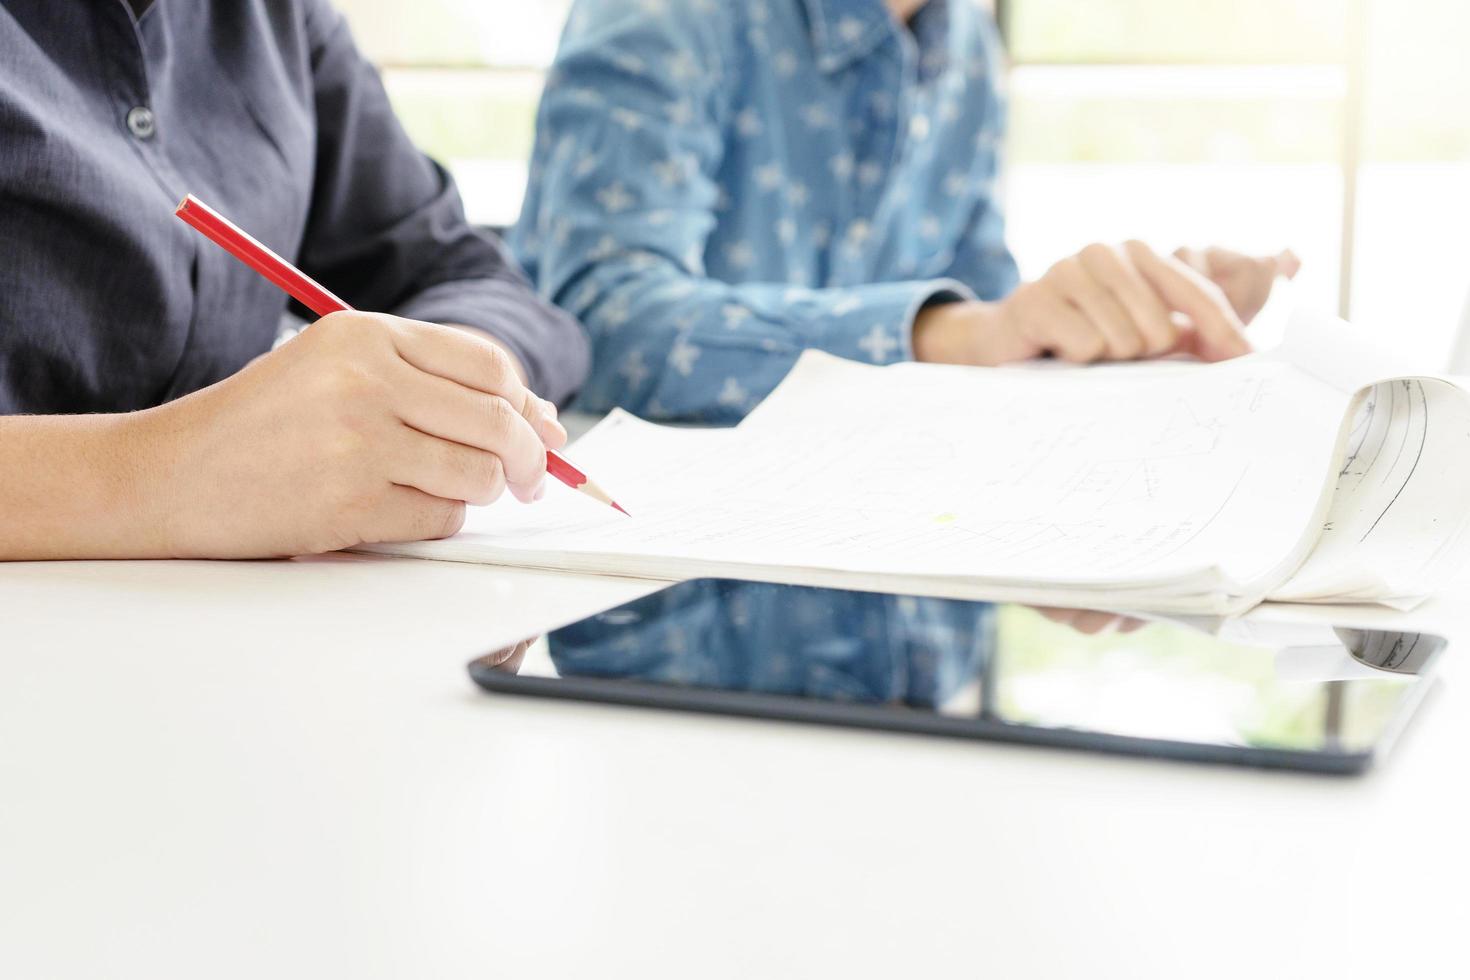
612, 502, 630, 517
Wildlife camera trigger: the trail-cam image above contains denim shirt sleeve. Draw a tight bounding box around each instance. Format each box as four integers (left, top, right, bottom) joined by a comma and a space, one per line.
938, 14, 1020, 303
514, 5, 971, 424
295, 0, 589, 404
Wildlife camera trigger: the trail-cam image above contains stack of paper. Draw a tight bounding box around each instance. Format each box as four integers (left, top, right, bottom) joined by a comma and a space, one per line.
363, 310, 1470, 615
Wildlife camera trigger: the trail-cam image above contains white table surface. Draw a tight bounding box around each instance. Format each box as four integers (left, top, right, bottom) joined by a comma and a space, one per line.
1, 553, 1466, 979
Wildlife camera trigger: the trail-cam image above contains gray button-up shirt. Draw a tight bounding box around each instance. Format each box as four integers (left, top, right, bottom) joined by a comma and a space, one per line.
0, 0, 589, 414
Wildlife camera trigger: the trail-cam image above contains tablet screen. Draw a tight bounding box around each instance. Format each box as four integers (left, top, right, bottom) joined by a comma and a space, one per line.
470, 580, 1442, 772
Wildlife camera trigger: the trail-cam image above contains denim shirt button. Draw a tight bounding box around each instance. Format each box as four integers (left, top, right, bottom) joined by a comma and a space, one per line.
126, 106, 156, 140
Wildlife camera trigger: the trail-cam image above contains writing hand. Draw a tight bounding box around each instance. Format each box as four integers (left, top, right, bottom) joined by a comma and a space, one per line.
127, 312, 567, 558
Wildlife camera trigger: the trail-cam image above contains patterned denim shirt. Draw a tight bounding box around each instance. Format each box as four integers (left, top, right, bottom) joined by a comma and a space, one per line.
514, 0, 1019, 424
519, 0, 1013, 700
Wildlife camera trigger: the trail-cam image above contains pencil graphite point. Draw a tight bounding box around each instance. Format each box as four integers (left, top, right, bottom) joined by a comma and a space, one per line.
613, 502, 630, 517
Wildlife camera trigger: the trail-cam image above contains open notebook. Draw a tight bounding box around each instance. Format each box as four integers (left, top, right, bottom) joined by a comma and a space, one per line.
362, 310, 1470, 615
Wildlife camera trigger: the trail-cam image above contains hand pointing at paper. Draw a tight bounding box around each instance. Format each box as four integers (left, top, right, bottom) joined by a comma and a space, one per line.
913, 241, 1297, 367
1173, 245, 1302, 327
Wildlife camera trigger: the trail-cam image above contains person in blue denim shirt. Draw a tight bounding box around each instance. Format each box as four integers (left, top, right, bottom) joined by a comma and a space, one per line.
514, 0, 1296, 699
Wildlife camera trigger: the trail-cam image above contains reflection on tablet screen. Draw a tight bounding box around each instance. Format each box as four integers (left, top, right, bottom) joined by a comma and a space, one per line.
470, 580, 1442, 773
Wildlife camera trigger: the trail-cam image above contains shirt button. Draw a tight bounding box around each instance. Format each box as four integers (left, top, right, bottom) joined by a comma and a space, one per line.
910, 113, 930, 141
126, 106, 156, 140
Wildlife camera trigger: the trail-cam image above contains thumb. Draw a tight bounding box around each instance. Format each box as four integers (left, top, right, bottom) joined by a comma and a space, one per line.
516, 393, 567, 450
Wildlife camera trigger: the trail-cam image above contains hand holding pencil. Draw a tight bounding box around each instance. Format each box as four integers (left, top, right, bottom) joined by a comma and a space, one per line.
94, 194, 623, 560
175, 194, 626, 518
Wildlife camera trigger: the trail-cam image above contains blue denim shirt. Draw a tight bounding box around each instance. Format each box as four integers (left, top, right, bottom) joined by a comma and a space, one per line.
514, 0, 1018, 424
521, 0, 1013, 696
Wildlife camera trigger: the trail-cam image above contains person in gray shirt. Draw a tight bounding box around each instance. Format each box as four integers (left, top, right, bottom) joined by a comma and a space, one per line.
0, 0, 589, 559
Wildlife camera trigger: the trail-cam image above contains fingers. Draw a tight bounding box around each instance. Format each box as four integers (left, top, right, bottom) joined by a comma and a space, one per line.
1171, 245, 1207, 274
1173, 244, 1302, 327
484, 638, 534, 673
386, 317, 566, 447
302, 312, 558, 512
1012, 241, 1255, 365
1049, 255, 1146, 360
1125, 241, 1249, 361
389, 415, 554, 506
1176, 245, 1302, 283
366, 484, 468, 544
1079, 243, 1177, 355
1035, 607, 1146, 636
393, 365, 548, 501
1067, 610, 1126, 635
538, 397, 568, 451
1036, 606, 1083, 629
1019, 286, 1107, 363
528, 395, 567, 449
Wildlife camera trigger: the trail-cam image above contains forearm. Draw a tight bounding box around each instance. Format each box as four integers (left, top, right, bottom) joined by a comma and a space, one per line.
0, 413, 159, 560
570, 265, 972, 421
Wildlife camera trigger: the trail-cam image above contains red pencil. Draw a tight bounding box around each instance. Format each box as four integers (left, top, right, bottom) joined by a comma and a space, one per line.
175, 194, 627, 516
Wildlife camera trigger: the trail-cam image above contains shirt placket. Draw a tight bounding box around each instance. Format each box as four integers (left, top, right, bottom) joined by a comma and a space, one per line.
96, 3, 183, 199
97, 1, 205, 401
832, 49, 906, 286
848, 33, 920, 281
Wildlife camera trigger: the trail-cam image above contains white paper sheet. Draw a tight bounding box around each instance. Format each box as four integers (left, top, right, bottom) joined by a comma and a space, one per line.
366, 351, 1350, 610
1271, 307, 1430, 394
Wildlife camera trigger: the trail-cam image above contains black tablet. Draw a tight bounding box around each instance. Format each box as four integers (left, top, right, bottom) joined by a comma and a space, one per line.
468, 579, 1443, 774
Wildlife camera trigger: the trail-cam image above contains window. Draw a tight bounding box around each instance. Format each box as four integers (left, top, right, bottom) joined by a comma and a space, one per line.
337, 0, 1470, 362
999, 0, 1470, 363
336, 0, 571, 228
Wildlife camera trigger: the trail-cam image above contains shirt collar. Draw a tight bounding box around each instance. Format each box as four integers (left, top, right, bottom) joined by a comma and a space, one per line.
800, 0, 953, 77
800, 0, 899, 74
